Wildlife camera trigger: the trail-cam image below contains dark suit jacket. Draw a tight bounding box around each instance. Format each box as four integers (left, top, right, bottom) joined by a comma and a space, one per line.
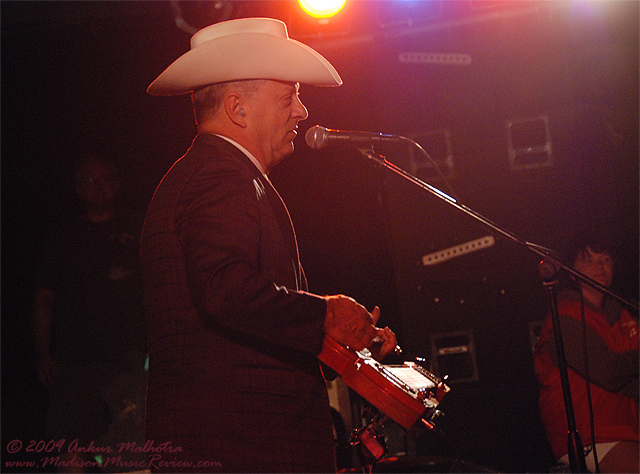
140, 134, 335, 473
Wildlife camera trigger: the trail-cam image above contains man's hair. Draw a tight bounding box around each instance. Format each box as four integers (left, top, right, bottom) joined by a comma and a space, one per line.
72, 153, 117, 185
565, 226, 617, 267
192, 80, 263, 124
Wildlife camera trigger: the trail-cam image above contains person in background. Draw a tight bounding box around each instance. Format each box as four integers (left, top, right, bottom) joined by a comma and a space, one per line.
141, 17, 397, 473
33, 153, 147, 472
534, 230, 638, 473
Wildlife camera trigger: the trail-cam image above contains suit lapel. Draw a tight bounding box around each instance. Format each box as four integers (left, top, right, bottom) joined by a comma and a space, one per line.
259, 175, 307, 291
196, 134, 308, 291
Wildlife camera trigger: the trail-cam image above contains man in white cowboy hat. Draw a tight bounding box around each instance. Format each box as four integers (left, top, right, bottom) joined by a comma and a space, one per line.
141, 17, 397, 473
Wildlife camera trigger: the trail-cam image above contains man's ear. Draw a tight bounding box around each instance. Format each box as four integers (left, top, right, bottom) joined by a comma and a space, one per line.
225, 93, 247, 127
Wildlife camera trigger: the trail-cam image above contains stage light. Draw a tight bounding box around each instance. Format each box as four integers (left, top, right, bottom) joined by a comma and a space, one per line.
289, 0, 351, 38
298, 0, 346, 20
376, 0, 443, 27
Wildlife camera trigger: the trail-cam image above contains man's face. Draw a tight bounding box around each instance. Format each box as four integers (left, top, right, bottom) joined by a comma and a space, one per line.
244, 80, 308, 172
574, 246, 614, 288
75, 159, 118, 212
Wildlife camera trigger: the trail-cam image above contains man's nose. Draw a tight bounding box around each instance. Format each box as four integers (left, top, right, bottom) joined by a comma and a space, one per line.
293, 96, 308, 120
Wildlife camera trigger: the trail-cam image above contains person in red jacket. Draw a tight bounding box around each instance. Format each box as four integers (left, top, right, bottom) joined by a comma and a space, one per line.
534, 232, 638, 473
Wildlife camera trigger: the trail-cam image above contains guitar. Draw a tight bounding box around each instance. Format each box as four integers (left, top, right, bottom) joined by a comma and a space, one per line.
318, 335, 450, 431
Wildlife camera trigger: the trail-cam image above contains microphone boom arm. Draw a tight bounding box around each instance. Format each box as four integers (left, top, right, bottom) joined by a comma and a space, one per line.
359, 147, 639, 312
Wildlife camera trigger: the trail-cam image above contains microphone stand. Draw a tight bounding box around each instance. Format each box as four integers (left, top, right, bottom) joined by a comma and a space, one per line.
538, 256, 588, 473
358, 147, 638, 473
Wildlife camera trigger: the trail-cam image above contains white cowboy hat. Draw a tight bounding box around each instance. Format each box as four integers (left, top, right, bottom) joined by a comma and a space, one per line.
147, 17, 342, 95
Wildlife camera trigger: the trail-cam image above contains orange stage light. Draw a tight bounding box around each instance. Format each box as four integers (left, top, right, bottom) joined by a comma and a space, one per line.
298, 0, 347, 20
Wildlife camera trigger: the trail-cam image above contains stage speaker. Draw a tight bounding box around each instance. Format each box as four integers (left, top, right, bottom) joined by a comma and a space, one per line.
507, 115, 553, 170
430, 330, 479, 383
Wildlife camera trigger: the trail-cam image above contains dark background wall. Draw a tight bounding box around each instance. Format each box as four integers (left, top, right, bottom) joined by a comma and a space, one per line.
2, 1, 638, 472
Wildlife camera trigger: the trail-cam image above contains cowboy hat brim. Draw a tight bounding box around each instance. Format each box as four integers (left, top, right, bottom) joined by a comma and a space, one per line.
147, 31, 342, 95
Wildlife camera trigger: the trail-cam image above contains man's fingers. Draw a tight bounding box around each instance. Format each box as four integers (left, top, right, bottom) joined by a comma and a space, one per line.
365, 324, 378, 342
371, 306, 380, 325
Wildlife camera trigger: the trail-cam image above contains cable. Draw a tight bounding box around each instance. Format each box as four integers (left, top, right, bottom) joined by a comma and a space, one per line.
411, 140, 460, 202
577, 288, 600, 473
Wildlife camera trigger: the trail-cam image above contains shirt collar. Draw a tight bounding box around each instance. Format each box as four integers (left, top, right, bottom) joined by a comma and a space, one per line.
214, 134, 267, 176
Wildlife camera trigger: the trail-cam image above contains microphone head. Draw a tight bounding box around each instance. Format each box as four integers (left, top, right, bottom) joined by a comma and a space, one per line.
305, 125, 327, 150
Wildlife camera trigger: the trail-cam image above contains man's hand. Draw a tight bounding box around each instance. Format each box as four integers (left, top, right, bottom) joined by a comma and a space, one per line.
323, 296, 398, 360
370, 325, 399, 362
323, 295, 378, 351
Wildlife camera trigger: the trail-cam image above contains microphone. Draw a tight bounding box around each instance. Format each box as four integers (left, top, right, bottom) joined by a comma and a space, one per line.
305, 125, 405, 150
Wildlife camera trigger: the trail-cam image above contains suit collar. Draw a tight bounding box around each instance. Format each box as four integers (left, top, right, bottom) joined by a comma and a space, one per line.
193, 133, 264, 176
212, 134, 267, 176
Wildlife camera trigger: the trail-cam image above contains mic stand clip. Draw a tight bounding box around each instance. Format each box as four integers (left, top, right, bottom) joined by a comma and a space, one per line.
359, 148, 386, 167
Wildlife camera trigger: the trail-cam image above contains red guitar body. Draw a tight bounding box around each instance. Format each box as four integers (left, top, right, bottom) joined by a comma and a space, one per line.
318, 335, 449, 431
